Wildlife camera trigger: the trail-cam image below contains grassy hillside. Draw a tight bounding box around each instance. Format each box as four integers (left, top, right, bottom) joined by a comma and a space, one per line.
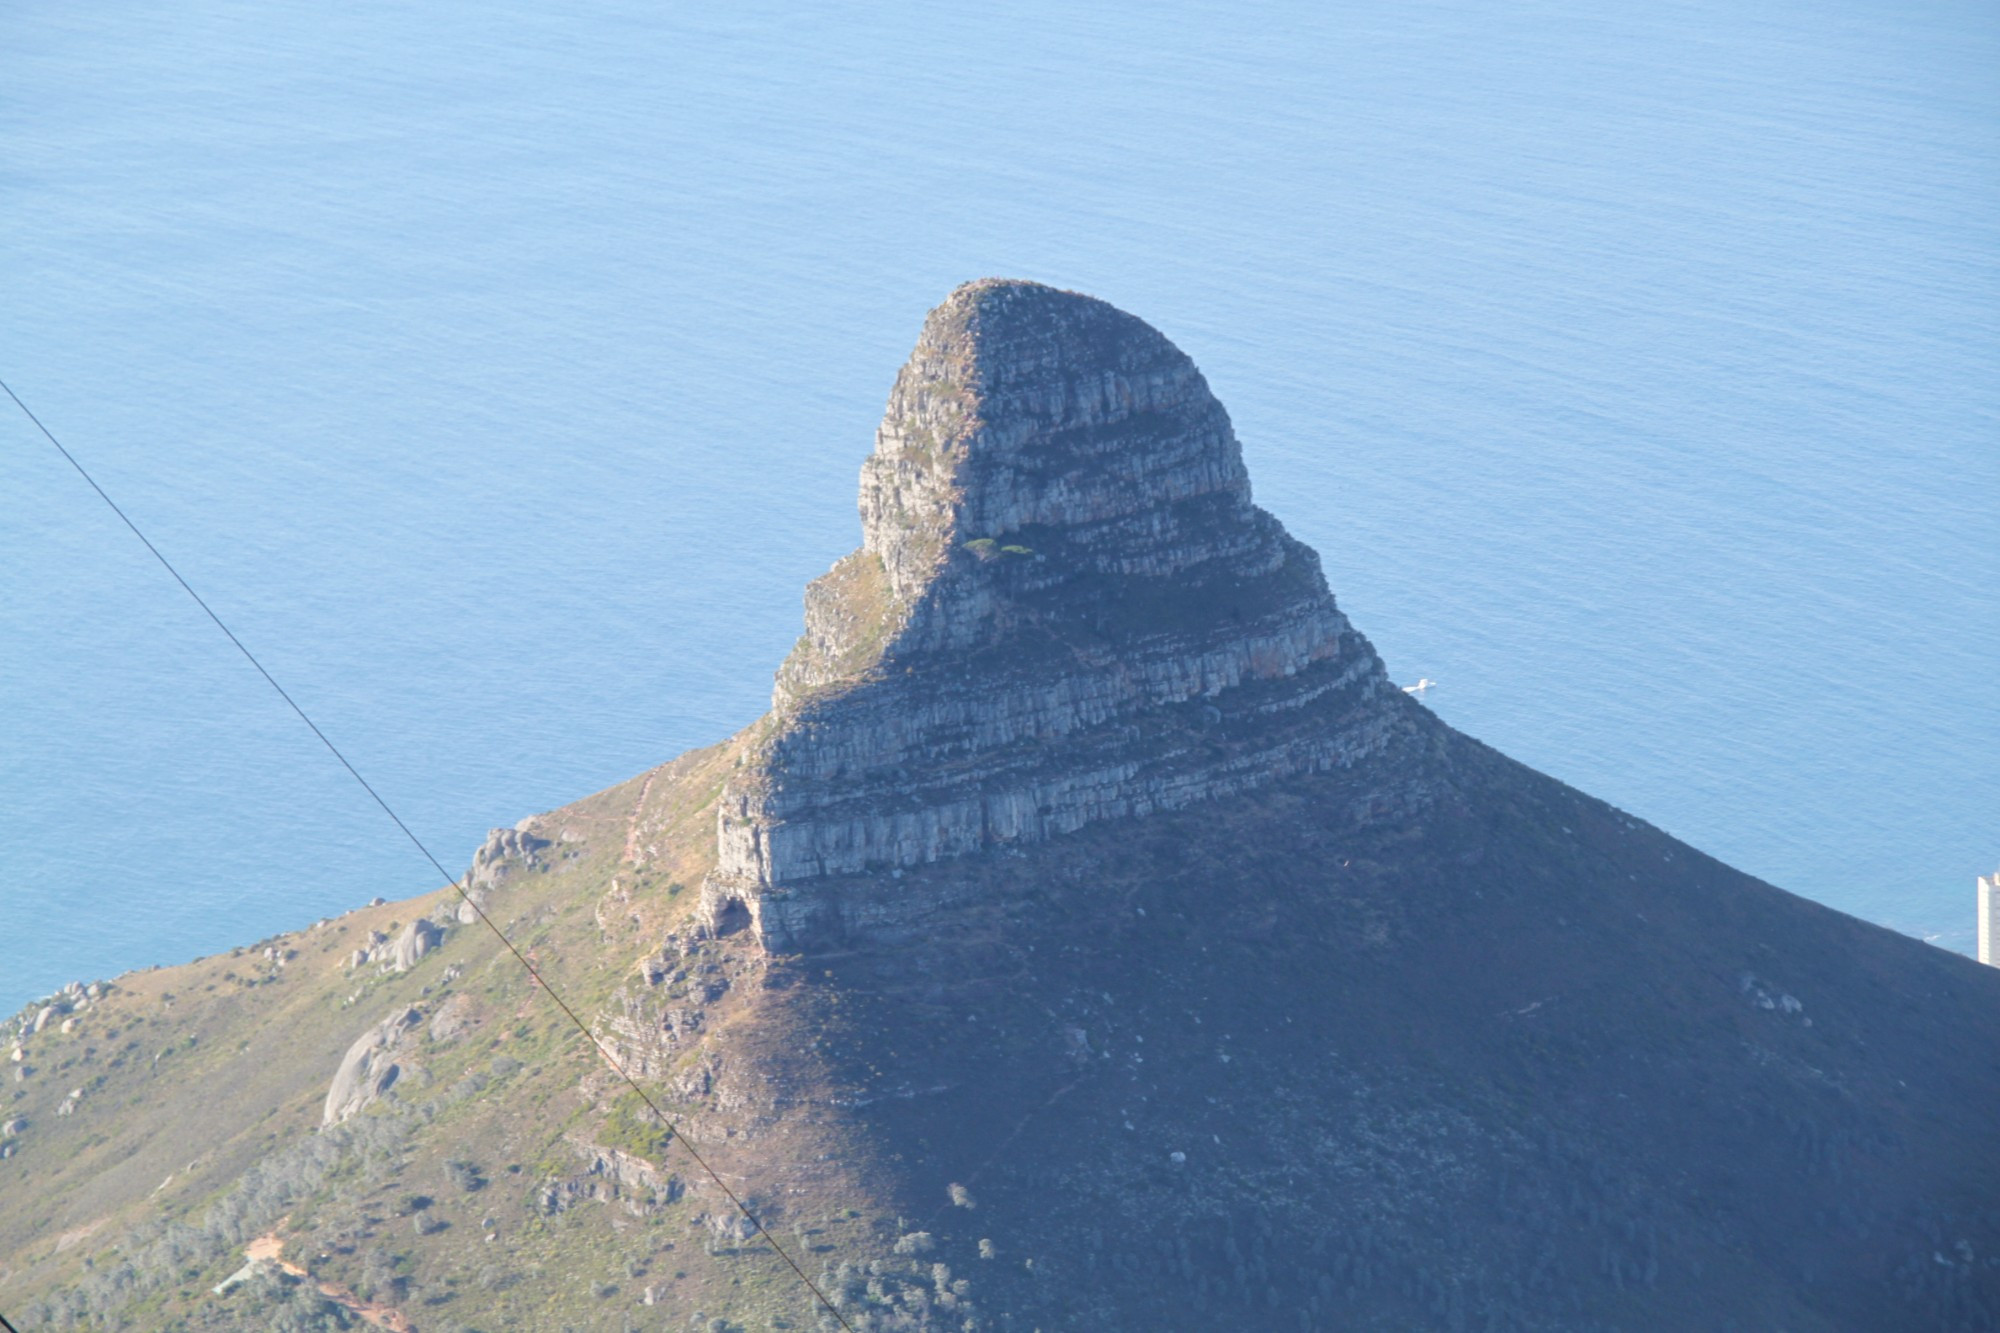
6, 718, 1999, 1331
0, 732, 923, 1332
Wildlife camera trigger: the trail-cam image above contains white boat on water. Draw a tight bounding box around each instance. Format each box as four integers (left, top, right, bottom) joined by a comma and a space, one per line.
1402, 678, 1437, 696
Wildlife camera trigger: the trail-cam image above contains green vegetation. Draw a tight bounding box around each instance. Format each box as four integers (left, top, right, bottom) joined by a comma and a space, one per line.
773, 550, 904, 707
597, 1089, 676, 1162
0, 736, 926, 1331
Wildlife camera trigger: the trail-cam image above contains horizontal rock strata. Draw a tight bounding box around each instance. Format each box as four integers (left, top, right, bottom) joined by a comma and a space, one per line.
706, 279, 1421, 948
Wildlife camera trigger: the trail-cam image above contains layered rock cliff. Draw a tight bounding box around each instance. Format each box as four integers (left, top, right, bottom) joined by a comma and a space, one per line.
6, 279, 2000, 1333
707, 280, 1419, 948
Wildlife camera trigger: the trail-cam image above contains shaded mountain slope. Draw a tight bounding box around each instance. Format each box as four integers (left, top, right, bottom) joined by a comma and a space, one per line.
746, 729, 2000, 1330
3, 281, 1996, 1333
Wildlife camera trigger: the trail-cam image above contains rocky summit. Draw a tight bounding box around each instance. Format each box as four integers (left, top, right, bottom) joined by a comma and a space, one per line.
3, 280, 1998, 1333
709, 280, 1415, 949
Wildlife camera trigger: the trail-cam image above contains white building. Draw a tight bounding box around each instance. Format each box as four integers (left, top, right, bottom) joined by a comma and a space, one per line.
1981, 873, 1998, 967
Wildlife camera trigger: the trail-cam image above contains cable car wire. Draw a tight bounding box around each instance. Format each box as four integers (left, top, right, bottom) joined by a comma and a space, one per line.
3, 376, 858, 1332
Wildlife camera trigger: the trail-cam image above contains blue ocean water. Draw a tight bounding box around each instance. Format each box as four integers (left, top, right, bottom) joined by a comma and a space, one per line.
3, 0, 1995, 1010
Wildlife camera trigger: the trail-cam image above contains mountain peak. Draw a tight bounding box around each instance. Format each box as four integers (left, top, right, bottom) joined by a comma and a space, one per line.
853, 277, 1262, 613
707, 283, 1419, 948
12, 284, 2000, 1333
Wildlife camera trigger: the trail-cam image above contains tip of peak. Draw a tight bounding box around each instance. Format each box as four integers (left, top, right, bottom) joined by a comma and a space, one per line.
949, 276, 1061, 296
917, 279, 1166, 360
937, 277, 1112, 312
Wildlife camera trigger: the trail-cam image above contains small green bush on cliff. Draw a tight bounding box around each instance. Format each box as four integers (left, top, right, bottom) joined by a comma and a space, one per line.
599, 1088, 676, 1161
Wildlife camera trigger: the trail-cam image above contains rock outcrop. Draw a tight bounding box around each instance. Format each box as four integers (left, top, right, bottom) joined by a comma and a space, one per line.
468, 825, 549, 891
388, 918, 442, 972
426, 992, 479, 1044
538, 1138, 684, 1218
322, 1008, 420, 1127
705, 280, 1419, 948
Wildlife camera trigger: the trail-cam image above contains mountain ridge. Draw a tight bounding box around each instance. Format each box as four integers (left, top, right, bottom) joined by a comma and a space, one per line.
2, 280, 1996, 1333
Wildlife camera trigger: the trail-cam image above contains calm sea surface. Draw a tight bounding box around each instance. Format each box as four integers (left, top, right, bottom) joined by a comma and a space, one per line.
3, 0, 1995, 1009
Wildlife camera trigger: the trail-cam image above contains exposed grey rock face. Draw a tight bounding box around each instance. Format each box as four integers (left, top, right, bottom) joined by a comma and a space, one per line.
388, 918, 442, 972
322, 1008, 421, 1127
428, 992, 478, 1043
467, 825, 550, 895
538, 1137, 683, 1217
706, 280, 1421, 949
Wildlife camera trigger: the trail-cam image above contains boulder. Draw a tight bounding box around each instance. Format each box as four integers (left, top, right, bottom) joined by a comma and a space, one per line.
389, 918, 442, 972
323, 1008, 421, 1126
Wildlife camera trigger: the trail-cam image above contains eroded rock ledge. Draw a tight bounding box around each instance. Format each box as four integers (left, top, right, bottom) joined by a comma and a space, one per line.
705, 279, 1423, 948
